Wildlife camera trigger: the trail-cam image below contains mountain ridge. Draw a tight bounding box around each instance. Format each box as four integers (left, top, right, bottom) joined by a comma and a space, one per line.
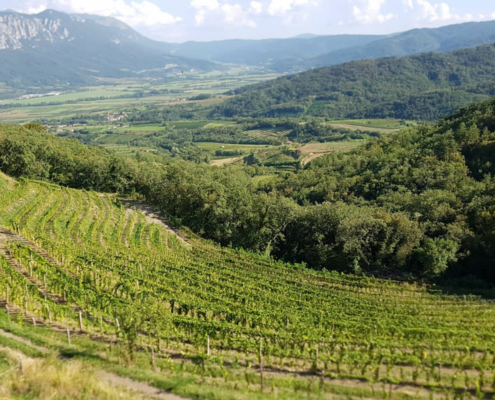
144, 19, 495, 72
0, 9, 217, 88
291, 20, 495, 70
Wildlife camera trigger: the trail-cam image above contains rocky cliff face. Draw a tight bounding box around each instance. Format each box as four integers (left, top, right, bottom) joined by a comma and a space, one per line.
0, 11, 73, 50
0, 10, 149, 51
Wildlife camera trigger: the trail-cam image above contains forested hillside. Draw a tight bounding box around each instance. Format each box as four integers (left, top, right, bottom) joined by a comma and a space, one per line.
213, 44, 495, 121
1, 93, 495, 282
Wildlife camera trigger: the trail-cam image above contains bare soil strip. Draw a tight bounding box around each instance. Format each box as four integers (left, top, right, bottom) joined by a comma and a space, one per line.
120, 200, 191, 249
98, 371, 188, 400
0, 328, 48, 354
210, 156, 244, 166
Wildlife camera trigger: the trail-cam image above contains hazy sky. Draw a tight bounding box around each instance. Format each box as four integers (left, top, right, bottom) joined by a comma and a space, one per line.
3, 0, 495, 42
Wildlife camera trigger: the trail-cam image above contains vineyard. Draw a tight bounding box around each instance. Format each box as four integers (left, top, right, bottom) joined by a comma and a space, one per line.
245, 128, 291, 141
1, 171, 495, 399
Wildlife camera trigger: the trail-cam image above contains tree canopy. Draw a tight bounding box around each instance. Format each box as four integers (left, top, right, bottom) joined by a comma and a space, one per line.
1, 97, 495, 282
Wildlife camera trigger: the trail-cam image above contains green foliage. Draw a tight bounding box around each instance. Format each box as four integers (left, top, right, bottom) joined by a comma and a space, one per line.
117, 300, 173, 358
1, 93, 495, 281
4, 176, 495, 398
213, 44, 495, 121
415, 238, 459, 277
22, 123, 47, 133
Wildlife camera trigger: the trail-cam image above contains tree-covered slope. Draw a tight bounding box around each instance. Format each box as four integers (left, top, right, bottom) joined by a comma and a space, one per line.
213, 44, 495, 121
0, 106, 495, 282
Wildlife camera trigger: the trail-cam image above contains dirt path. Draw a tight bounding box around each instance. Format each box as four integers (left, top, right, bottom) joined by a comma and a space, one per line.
120, 200, 191, 249
301, 153, 328, 165
0, 329, 188, 400
210, 156, 244, 167
99, 372, 187, 400
0, 328, 49, 354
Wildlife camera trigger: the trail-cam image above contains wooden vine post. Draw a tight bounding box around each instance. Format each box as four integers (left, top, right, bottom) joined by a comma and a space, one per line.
79, 310, 84, 331
151, 346, 157, 371
18, 356, 24, 376
259, 338, 264, 392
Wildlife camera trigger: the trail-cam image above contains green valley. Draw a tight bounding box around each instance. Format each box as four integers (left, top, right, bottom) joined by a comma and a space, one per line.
1, 7, 495, 400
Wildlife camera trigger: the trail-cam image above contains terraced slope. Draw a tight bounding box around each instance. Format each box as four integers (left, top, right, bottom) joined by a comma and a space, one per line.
0, 172, 495, 399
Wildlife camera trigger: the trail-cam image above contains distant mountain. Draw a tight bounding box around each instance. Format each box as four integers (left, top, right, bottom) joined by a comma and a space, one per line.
166, 35, 385, 69
0, 10, 217, 88
291, 20, 495, 70
292, 34, 321, 39
212, 44, 495, 121
162, 20, 495, 73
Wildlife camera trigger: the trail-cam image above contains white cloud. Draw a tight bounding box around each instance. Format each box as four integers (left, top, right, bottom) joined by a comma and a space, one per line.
17, 0, 182, 27
24, 5, 48, 14
407, 0, 472, 23
268, 0, 317, 16
123, 1, 182, 26
221, 3, 256, 27
415, 0, 461, 21
250, 1, 263, 15
191, 0, 219, 11
191, 0, 219, 26
353, 0, 395, 23
191, 1, 258, 28
195, 9, 206, 25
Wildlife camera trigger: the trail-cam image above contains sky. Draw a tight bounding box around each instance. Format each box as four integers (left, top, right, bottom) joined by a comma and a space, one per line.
3, 0, 495, 43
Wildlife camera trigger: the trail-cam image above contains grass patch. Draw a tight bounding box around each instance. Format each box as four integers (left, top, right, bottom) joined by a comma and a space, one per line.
0, 333, 44, 358
327, 119, 415, 130
196, 142, 272, 154
172, 121, 210, 130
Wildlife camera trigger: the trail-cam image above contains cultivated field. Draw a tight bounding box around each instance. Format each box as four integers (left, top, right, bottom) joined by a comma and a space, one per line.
245, 128, 292, 140
327, 119, 416, 130
298, 141, 364, 164
196, 142, 272, 154
0, 70, 279, 124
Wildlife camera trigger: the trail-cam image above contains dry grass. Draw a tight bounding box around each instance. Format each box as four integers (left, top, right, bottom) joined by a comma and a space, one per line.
210, 156, 244, 166
0, 352, 146, 400
298, 141, 363, 164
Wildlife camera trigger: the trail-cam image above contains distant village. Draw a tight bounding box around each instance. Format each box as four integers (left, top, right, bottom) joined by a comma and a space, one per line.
19, 92, 61, 100
106, 112, 128, 122
45, 112, 128, 133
